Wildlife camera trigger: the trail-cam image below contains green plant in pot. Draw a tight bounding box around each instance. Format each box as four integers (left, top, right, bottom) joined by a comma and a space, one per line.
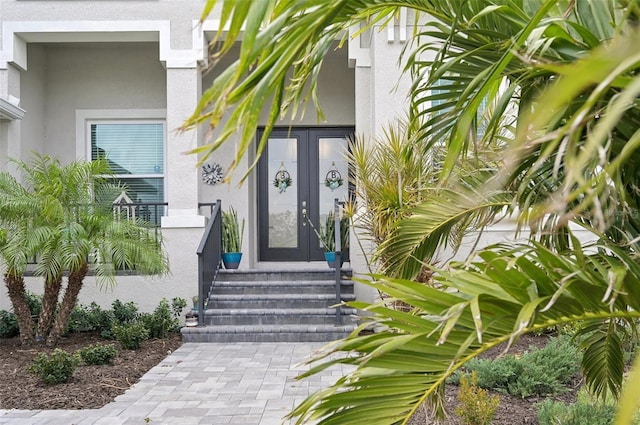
317, 212, 349, 268
221, 207, 245, 269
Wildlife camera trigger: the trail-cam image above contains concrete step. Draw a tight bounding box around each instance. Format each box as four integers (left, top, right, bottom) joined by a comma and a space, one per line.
181, 323, 357, 343
183, 268, 359, 343
212, 279, 354, 295
204, 307, 358, 326
216, 268, 352, 282
207, 293, 356, 310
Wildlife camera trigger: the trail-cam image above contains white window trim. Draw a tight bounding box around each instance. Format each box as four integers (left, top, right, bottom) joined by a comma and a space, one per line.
76, 109, 167, 202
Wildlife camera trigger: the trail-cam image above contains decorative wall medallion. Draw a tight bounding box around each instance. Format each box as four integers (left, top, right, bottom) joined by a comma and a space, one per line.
202, 162, 224, 185
273, 162, 293, 193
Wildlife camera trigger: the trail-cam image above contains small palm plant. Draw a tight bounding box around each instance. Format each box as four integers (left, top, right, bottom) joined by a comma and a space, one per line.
0, 154, 169, 346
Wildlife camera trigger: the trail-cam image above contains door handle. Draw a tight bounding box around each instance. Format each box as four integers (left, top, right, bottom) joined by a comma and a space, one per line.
301, 201, 307, 225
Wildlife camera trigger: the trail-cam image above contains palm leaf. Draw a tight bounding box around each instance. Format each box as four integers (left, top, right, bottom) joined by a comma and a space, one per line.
381, 184, 512, 279
288, 238, 640, 424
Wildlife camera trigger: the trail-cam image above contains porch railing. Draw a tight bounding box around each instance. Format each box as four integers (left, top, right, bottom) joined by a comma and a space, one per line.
112, 201, 167, 226
333, 198, 343, 324
196, 200, 222, 327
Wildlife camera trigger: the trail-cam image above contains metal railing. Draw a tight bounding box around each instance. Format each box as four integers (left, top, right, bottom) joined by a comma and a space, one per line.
112, 201, 167, 226
198, 202, 218, 218
333, 198, 343, 324
196, 200, 222, 326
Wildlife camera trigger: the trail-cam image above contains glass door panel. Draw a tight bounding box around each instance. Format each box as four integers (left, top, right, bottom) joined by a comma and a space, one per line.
317, 137, 349, 249
267, 138, 298, 248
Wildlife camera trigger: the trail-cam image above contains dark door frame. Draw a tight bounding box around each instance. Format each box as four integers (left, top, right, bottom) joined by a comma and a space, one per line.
257, 126, 354, 262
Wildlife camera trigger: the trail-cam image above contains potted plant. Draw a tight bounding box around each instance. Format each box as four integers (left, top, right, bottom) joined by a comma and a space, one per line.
317, 212, 349, 268
222, 207, 245, 269
191, 295, 199, 312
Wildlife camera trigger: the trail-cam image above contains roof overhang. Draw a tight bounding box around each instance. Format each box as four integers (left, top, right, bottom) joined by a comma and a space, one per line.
0, 97, 26, 121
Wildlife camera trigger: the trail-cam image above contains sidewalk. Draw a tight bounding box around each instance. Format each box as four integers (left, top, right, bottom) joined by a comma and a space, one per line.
0, 342, 350, 425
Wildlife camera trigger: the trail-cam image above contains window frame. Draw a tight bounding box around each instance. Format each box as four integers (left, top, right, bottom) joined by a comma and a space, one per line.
76, 109, 167, 204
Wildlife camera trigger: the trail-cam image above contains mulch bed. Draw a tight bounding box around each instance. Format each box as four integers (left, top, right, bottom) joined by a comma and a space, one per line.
0, 332, 182, 410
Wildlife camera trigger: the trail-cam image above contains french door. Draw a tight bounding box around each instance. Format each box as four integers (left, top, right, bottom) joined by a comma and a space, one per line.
257, 127, 352, 262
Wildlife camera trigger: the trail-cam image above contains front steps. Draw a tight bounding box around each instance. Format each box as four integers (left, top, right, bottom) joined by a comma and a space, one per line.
181, 269, 358, 342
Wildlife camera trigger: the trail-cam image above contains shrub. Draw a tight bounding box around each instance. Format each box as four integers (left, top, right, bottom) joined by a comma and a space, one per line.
462, 336, 580, 398
25, 291, 42, 319
142, 298, 186, 339
465, 355, 521, 391
29, 349, 79, 384
78, 343, 118, 365
0, 310, 19, 338
112, 299, 139, 325
113, 322, 149, 350
65, 302, 115, 338
456, 371, 500, 425
523, 336, 578, 384
536, 389, 616, 425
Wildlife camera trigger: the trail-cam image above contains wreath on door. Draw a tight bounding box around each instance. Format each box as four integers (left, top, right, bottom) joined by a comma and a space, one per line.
273, 162, 293, 193
324, 162, 343, 191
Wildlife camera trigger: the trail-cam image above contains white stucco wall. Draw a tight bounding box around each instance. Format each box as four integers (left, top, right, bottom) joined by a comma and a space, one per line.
0, 64, 24, 173
1, 0, 203, 46
42, 42, 166, 162
18, 44, 45, 158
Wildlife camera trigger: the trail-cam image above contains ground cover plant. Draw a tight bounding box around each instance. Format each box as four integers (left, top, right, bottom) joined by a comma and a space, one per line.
454, 336, 580, 398
536, 389, 617, 425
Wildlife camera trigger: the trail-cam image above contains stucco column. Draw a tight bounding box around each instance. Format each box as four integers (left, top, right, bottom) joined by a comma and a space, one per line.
0, 64, 23, 174
161, 66, 205, 228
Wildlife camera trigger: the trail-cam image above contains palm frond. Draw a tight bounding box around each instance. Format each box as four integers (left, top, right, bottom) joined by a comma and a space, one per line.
288, 237, 640, 424
382, 182, 512, 279
185, 0, 407, 181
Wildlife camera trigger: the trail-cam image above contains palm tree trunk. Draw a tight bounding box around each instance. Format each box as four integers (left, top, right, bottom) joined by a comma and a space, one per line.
4, 272, 34, 345
36, 275, 62, 341
46, 264, 88, 346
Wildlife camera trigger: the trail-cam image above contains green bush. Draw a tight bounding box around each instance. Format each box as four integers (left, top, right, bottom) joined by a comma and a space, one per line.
462, 336, 580, 398
78, 343, 118, 365
113, 322, 149, 350
29, 349, 79, 384
25, 291, 42, 319
112, 299, 140, 325
456, 371, 500, 425
65, 302, 115, 338
0, 310, 19, 338
466, 355, 521, 391
142, 298, 186, 339
536, 397, 614, 425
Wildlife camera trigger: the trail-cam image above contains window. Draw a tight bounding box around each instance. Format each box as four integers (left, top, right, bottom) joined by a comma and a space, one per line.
89, 121, 165, 204
431, 78, 488, 140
